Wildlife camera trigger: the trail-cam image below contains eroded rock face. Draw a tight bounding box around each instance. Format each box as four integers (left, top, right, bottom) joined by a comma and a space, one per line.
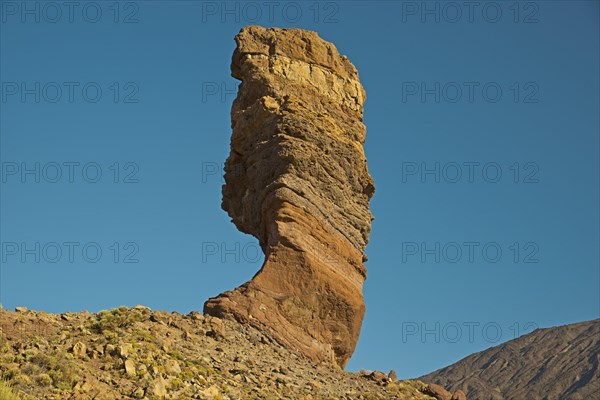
203, 26, 374, 368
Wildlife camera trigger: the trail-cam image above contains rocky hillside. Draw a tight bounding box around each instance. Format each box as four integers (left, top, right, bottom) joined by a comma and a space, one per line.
0, 306, 461, 400
421, 319, 600, 400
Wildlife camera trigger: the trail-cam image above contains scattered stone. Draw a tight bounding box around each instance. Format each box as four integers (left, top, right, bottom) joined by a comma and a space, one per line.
73, 380, 92, 392
95, 343, 105, 355
200, 385, 220, 398
189, 311, 204, 321
117, 343, 133, 358
150, 376, 167, 398
452, 389, 467, 400
161, 338, 171, 352
368, 370, 389, 383
205, 316, 225, 338
132, 387, 145, 398
72, 341, 87, 358
150, 311, 169, 324
81, 380, 93, 392
424, 383, 453, 400
105, 343, 116, 355
124, 359, 136, 377
388, 369, 398, 382
15, 306, 28, 313
165, 359, 181, 375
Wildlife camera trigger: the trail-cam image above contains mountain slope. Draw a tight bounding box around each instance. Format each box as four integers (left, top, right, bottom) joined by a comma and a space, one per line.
0, 306, 447, 400
420, 319, 600, 400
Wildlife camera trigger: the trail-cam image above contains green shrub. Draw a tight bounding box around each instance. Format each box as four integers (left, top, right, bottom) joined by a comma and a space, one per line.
178, 370, 194, 381
89, 307, 144, 334
167, 350, 184, 360
28, 350, 79, 390
11, 374, 31, 387
30, 353, 53, 369
171, 378, 184, 389
1, 368, 19, 381
131, 329, 154, 343
34, 374, 52, 387
0, 336, 10, 354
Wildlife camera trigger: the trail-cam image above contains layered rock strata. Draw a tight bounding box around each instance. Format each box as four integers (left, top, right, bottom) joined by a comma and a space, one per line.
204, 26, 374, 369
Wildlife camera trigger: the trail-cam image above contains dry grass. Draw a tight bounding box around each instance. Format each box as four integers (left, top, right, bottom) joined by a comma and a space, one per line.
0, 379, 21, 400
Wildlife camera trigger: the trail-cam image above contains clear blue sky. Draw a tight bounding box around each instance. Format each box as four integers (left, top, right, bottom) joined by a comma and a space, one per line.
1, 0, 598, 378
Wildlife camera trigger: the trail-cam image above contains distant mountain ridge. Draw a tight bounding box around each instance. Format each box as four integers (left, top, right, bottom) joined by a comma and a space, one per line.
421, 319, 600, 399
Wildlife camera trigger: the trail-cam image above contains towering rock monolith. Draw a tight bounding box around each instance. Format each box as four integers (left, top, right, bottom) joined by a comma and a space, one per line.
204, 26, 374, 368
